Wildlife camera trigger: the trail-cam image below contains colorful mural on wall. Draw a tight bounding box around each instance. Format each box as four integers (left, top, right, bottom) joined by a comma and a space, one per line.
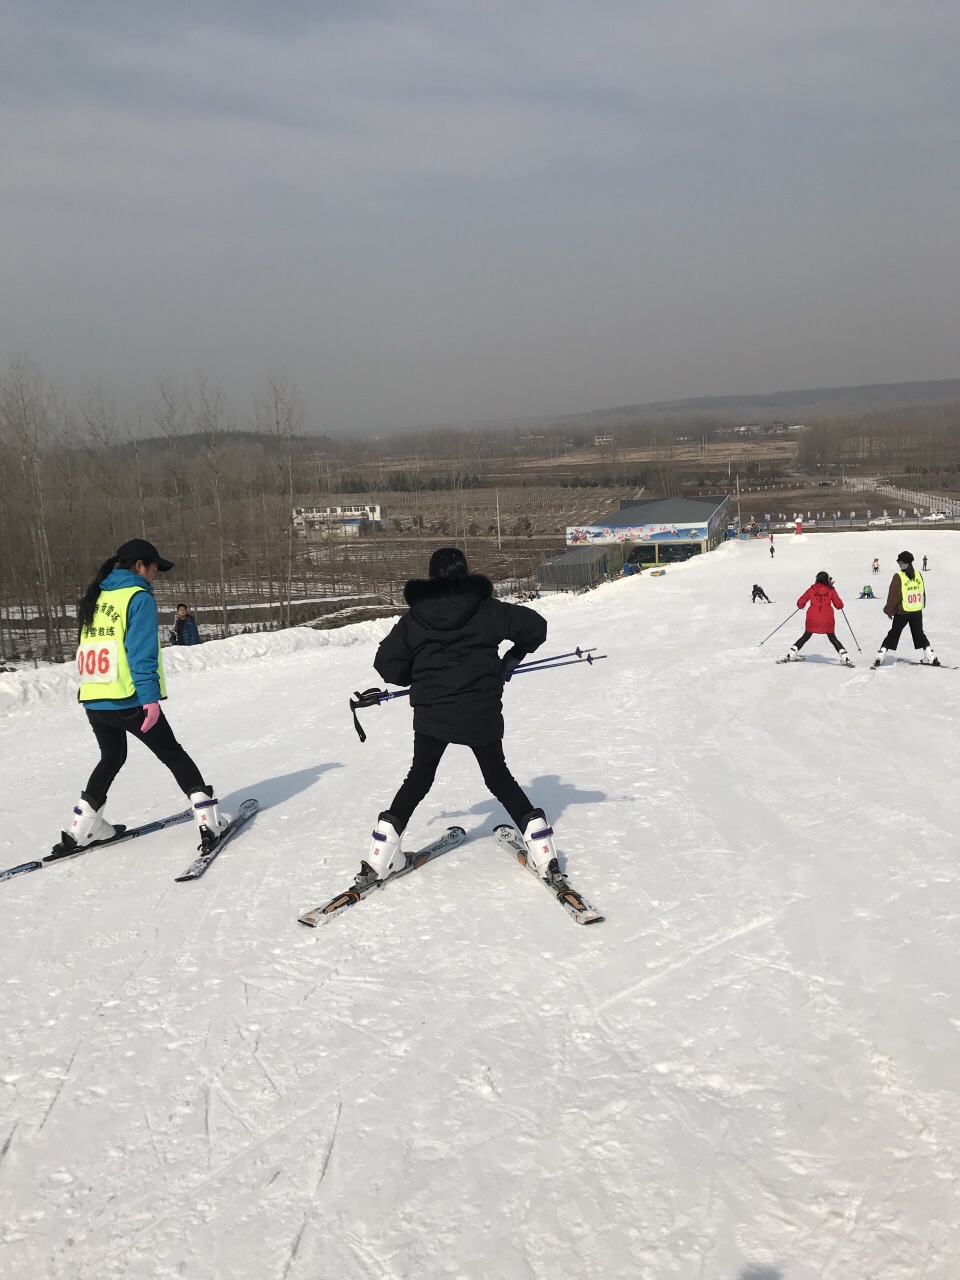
566, 523, 710, 546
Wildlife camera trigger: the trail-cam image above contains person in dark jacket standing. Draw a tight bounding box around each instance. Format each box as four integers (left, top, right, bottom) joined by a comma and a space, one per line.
872, 550, 940, 668
783, 572, 852, 664
52, 539, 230, 857
363, 547, 558, 881
173, 604, 201, 645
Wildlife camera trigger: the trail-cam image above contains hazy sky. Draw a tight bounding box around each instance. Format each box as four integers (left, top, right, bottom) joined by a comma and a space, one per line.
2, 1, 959, 432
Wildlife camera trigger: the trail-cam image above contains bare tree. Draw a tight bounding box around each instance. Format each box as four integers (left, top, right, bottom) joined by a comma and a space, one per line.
0, 359, 60, 657
193, 377, 231, 639
255, 371, 303, 629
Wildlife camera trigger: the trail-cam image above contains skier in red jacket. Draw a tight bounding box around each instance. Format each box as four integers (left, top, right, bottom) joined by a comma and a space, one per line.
782, 572, 853, 665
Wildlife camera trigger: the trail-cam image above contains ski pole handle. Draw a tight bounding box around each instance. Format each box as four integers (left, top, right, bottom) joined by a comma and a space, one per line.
349, 687, 403, 743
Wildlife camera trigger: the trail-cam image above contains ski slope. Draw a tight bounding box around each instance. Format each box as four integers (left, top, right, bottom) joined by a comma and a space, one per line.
2, 531, 960, 1280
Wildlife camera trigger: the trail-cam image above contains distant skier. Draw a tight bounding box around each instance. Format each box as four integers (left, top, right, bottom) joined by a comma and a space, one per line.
770, 543, 775, 559
360, 547, 564, 884
51, 539, 230, 858
751, 584, 771, 603
858, 585, 875, 599
923, 555, 928, 571
782, 572, 852, 665
872, 550, 940, 668
872, 558, 880, 575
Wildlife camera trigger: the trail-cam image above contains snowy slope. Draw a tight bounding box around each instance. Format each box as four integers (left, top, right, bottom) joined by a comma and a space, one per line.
2, 532, 960, 1280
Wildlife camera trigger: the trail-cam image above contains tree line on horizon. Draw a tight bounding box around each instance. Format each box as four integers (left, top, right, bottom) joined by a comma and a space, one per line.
3, 356, 959, 661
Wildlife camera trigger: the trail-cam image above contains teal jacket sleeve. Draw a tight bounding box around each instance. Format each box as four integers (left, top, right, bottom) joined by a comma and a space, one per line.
125, 591, 163, 703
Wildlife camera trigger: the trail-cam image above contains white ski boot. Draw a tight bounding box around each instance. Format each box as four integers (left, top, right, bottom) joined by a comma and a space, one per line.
780, 647, 805, 663
521, 810, 560, 880
365, 813, 407, 881
65, 795, 116, 848
921, 649, 941, 666
838, 648, 854, 667
190, 787, 231, 853
871, 648, 887, 669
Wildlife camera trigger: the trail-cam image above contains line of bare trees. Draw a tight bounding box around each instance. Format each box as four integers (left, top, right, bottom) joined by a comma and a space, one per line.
796, 405, 960, 479
0, 360, 352, 661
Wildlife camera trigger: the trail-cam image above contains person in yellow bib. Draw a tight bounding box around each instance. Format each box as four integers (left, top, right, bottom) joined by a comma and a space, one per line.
51, 539, 230, 857
872, 549, 940, 668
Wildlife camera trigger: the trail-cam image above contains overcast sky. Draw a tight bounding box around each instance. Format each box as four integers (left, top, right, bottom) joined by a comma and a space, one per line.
2, 1, 958, 432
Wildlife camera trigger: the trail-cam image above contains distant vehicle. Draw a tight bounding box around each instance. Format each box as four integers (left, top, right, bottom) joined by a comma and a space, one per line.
922, 512, 947, 522
868, 516, 894, 526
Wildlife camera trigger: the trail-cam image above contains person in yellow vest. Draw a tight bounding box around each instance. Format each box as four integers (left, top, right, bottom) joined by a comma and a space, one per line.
872, 550, 940, 668
51, 539, 230, 857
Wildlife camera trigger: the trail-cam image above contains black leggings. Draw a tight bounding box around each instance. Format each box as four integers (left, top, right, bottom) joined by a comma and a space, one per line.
388, 733, 534, 832
83, 707, 205, 809
881, 612, 930, 651
793, 631, 844, 652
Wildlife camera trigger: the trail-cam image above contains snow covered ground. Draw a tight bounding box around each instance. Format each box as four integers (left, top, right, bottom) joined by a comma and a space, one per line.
2, 531, 960, 1280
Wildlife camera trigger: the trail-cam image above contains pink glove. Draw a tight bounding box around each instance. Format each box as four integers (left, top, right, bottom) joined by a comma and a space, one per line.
140, 702, 160, 733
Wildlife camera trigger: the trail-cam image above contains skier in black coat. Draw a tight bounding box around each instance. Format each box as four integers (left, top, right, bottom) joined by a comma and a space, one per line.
364, 547, 560, 881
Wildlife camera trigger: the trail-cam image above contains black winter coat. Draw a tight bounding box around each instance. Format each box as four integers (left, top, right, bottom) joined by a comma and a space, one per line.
374, 573, 547, 744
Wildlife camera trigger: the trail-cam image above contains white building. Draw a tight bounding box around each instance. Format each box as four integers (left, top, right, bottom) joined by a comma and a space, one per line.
293, 504, 383, 537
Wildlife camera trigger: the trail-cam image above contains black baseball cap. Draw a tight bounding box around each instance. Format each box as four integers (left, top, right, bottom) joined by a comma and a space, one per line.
115, 538, 174, 572
897, 550, 914, 565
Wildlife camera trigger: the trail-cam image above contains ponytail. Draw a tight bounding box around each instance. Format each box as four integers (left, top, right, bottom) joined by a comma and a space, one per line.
77, 555, 120, 635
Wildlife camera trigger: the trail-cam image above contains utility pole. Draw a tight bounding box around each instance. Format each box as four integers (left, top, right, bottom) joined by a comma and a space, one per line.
496, 490, 502, 550
736, 472, 742, 530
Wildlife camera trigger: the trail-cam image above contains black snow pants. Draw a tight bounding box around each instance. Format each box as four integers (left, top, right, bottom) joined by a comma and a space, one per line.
881, 611, 930, 651
793, 631, 845, 653
387, 733, 534, 832
83, 707, 205, 809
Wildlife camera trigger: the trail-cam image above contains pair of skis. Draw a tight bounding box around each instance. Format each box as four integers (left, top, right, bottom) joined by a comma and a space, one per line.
0, 800, 259, 885
776, 654, 855, 667
297, 824, 604, 928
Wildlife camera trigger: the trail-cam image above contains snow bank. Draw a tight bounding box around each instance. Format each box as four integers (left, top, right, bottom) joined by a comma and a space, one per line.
0, 616, 400, 718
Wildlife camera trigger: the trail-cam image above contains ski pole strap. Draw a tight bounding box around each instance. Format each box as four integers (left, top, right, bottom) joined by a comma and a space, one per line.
349, 687, 390, 743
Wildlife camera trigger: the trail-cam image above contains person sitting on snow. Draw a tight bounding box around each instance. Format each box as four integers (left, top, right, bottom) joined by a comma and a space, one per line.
859, 584, 875, 599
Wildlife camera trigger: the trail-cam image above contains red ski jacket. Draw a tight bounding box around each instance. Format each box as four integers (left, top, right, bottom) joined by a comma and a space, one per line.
797, 583, 844, 633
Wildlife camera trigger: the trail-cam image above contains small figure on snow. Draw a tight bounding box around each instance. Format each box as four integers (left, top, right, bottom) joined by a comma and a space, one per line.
923, 555, 928, 571
770, 543, 775, 558
872, 550, 940, 668
872, 558, 880, 575
783, 572, 852, 665
52, 540, 231, 859
361, 547, 565, 884
858, 584, 876, 599
751, 584, 771, 603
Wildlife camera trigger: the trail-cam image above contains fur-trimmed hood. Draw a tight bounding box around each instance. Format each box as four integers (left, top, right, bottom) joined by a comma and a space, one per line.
403, 572, 494, 632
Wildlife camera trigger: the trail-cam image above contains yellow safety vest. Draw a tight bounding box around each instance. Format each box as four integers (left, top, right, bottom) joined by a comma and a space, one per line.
77, 585, 167, 702
898, 570, 925, 613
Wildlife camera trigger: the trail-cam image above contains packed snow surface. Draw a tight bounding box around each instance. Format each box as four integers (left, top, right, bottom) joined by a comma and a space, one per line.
2, 532, 960, 1280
